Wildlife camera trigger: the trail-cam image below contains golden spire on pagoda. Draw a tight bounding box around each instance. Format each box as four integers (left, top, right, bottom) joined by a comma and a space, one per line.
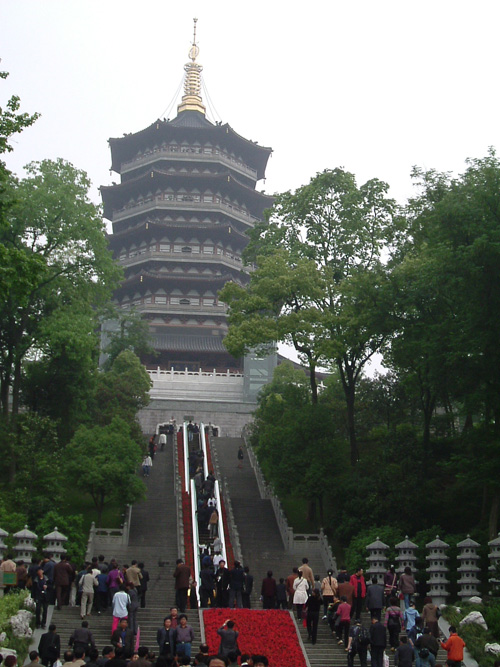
177, 18, 206, 115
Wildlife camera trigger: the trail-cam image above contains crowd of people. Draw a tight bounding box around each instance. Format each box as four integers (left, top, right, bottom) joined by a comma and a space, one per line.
0, 430, 468, 667
28, 610, 270, 667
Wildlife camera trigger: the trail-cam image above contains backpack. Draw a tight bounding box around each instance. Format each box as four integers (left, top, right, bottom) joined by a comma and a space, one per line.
419, 648, 430, 659
387, 609, 401, 629
355, 625, 371, 647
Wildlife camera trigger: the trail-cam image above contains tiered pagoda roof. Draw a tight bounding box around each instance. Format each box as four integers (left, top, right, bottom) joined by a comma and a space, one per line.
102, 20, 272, 372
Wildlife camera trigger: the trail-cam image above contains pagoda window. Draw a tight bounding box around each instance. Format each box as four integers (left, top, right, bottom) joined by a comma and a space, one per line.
173, 244, 184, 253
170, 297, 181, 305
203, 148, 212, 155
203, 195, 214, 203
159, 243, 170, 252
149, 242, 158, 252
203, 245, 214, 254
144, 295, 153, 304
181, 246, 192, 253
155, 296, 167, 305
179, 298, 191, 305
203, 297, 216, 307
216, 247, 223, 255
191, 245, 200, 253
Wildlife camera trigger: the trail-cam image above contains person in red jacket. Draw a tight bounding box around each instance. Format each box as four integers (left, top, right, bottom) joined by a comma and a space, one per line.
441, 626, 466, 666
349, 567, 367, 621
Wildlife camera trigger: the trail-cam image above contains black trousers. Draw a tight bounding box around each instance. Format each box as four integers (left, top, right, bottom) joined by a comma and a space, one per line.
175, 587, 188, 612
348, 647, 367, 667
371, 646, 385, 667
306, 611, 319, 643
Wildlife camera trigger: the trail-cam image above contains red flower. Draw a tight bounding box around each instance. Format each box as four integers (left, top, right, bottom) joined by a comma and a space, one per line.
203, 609, 307, 667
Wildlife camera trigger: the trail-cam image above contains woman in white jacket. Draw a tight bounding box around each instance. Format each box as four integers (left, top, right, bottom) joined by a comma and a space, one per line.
293, 570, 309, 620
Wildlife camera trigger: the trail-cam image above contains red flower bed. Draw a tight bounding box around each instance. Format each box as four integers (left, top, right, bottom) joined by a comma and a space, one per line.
203, 608, 306, 667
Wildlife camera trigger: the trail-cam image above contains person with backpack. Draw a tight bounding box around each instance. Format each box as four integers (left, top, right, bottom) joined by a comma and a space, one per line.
404, 600, 420, 644
385, 596, 404, 651
347, 618, 370, 667
415, 647, 436, 667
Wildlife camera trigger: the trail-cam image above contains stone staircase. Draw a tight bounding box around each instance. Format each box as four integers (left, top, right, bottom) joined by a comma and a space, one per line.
35, 433, 450, 667
210, 437, 450, 667
47, 441, 202, 658
211, 437, 337, 666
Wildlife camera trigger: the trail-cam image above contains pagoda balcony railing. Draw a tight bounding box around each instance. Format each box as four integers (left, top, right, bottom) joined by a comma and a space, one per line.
147, 367, 244, 379
119, 249, 244, 271
119, 302, 228, 315
121, 146, 258, 181
112, 197, 259, 227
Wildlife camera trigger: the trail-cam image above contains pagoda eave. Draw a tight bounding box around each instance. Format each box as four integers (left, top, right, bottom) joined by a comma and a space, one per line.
109, 116, 272, 179
107, 219, 249, 248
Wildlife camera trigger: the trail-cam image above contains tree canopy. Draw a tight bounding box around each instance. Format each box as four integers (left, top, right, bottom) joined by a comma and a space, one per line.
221, 167, 397, 465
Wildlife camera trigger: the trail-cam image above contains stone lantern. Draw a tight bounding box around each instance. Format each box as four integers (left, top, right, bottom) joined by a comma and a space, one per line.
0, 528, 8, 559
456, 535, 481, 600
43, 527, 68, 563
395, 536, 418, 574
488, 532, 500, 593
13, 525, 38, 561
366, 537, 389, 583
426, 535, 449, 606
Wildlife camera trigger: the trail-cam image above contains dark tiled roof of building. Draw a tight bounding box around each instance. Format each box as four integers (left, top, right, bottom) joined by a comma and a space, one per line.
150, 333, 227, 352
169, 110, 214, 128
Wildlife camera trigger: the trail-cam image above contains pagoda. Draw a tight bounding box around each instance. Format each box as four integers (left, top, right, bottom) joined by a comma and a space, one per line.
102, 21, 273, 373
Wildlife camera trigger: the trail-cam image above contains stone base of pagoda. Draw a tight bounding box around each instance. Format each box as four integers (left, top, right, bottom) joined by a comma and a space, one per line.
138, 395, 256, 438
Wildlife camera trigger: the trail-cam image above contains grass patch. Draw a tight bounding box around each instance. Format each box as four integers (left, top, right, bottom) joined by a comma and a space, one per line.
60, 486, 125, 531
443, 601, 500, 667
280, 495, 321, 533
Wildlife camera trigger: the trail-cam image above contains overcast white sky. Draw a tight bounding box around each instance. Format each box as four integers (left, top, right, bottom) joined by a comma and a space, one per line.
2, 0, 499, 207
2, 1, 499, 371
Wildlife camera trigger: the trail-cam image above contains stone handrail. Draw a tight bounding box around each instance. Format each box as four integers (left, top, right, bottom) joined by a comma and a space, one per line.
121, 145, 258, 180
243, 429, 336, 573
147, 368, 243, 379
85, 504, 132, 560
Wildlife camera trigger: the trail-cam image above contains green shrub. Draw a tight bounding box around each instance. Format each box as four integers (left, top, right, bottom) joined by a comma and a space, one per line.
442, 600, 500, 667
0, 590, 33, 663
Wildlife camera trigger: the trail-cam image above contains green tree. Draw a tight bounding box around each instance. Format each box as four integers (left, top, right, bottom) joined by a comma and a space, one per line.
100, 308, 154, 371
222, 168, 397, 465
64, 416, 145, 526
0, 159, 122, 424
35, 511, 87, 565
93, 350, 151, 433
